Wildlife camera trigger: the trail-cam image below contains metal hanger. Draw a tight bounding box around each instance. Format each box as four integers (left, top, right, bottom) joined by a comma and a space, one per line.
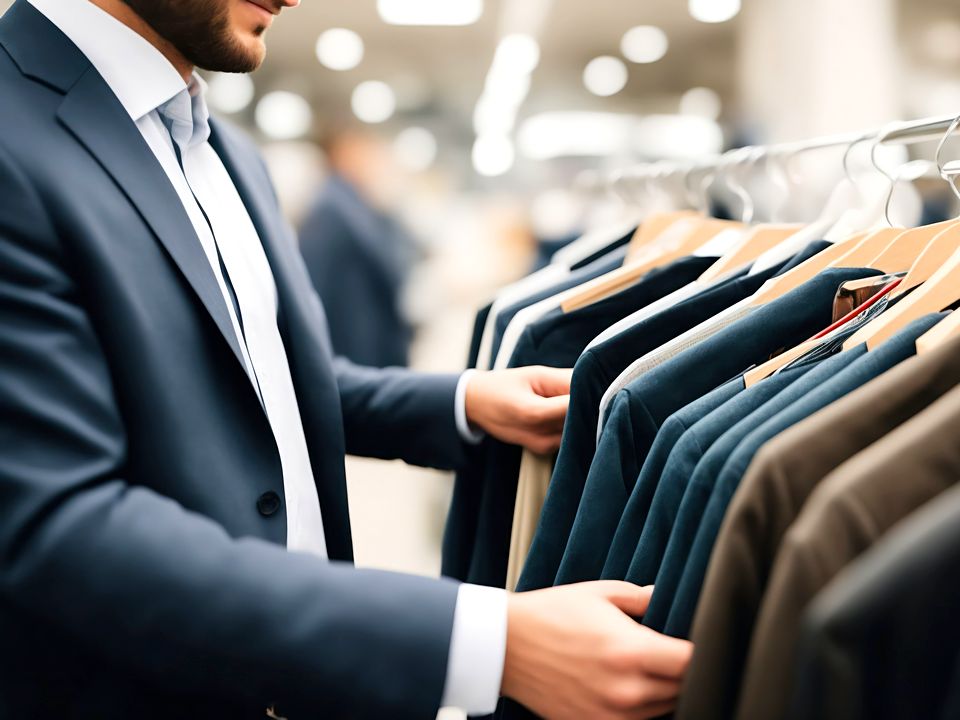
842, 112, 960, 350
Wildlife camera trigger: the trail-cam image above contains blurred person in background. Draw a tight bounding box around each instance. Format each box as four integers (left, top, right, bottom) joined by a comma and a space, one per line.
299, 124, 418, 367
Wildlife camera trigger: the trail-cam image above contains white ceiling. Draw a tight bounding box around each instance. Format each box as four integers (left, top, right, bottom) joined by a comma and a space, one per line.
0, 0, 739, 132
4, 0, 960, 161
250, 0, 739, 131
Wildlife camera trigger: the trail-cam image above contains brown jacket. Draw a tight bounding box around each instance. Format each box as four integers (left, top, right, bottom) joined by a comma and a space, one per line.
677, 333, 960, 720
735, 381, 960, 720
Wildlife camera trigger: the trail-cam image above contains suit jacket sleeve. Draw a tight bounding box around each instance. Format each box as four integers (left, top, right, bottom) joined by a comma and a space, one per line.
333, 355, 467, 469
0, 143, 459, 719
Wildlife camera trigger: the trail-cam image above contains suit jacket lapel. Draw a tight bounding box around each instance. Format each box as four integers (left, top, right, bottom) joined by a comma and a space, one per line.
208, 121, 316, 356
0, 2, 249, 378
55, 70, 251, 377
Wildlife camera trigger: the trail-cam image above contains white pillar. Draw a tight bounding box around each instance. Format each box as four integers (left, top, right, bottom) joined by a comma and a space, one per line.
737, 0, 902, 142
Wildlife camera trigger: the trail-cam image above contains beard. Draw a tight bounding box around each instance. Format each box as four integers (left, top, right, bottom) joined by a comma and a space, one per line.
121, 0, 266, 73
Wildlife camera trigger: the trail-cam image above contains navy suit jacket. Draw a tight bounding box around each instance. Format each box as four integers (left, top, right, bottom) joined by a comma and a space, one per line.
654, 312, 944, 638
447, 255, 713, 589
299, 174, 415, 368
0, 3, 468, 718
516, 266, 881, 593
601, 377, 741, 580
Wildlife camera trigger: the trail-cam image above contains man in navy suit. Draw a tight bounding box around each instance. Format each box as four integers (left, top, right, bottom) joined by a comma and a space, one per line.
0, 0, 693, 718
299, 126, 419, 369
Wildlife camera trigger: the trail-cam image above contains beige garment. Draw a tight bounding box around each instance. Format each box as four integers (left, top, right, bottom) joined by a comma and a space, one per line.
506, 450, 555, 591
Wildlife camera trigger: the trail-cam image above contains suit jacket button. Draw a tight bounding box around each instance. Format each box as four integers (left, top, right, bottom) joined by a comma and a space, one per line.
257, 491, 281, 517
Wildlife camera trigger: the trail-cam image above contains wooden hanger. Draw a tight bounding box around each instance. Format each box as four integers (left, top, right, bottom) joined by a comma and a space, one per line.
842, 242, 960, 351
747, 222, 960, 373
743, 339, 821, 387
866, 219, 959, 273
697, 224, 803, 284
888, 222, 960, 300
836, 274, 892, 296
560, 218, 741, 313
744, 274, 901, 387
625, 210, 701, 263
741, 229, 885, 385
915, 305, 960, 354
746, 231, 869, 308
829, 227, 904, 267
746, 227, 909, 310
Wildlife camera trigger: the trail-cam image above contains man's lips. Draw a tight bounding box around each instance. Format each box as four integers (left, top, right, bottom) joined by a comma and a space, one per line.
246, 0, 280, 17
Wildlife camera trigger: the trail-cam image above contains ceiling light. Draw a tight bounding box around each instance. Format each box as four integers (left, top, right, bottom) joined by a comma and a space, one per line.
518, 112, 634, 160
492, 34, 541, 75
315, 28, 364, 71
351, 81, 397, 124
255, 91, 313, 140
632, 114, 724, 158
583, 56, 628, 97
473, 97, 517, 135
621, 26, 669, 64
680, 87, 722, 120
516, 111, 723, 160
689, 0, 741, 24
206, 72, 255, 114
472, 134, 515, 177
393, 127, 438, 172
377, 0, 483, 26
484, 71, 532, 108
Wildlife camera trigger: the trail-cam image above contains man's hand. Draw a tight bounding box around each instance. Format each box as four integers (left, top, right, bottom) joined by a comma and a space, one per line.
501, 582, 693, 720
465, 366, 573, 454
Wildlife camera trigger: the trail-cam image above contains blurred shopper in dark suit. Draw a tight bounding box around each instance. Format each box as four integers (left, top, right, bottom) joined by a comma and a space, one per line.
299, 126, 417, 367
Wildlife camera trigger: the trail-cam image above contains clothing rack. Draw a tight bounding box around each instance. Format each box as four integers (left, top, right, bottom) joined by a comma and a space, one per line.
584, 112, 960, 202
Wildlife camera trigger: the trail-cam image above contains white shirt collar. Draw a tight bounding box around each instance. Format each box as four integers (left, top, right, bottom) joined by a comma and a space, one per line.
28, 0, 194, 121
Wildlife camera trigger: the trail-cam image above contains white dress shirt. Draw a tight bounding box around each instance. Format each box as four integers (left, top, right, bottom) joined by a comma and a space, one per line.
29, 0, 505, 713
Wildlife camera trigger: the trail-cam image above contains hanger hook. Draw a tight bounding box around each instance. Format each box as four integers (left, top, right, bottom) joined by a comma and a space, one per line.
680, 161, 698, 210
650, 162, 673, 208
765, 149, 792, 223
714, 148, 754, 224
746, 146, 767, 221
607, 168, 634, 206
842, 131, 879, 204
869, 126, 904, 227
732, 146, 764, 223
935, 112, 960, 206
695, 162, 719, 215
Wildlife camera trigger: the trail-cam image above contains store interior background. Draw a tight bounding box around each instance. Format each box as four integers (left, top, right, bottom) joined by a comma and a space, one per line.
13, 0, 960, 578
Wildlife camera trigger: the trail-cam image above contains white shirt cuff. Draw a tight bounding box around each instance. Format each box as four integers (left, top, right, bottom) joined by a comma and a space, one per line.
441, 583, 508, 716
455, 370, 485, 445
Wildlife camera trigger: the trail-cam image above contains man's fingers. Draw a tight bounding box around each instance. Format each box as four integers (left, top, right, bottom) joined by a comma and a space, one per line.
529, 394, 570, 430
636, 675, 682, 704
530, 366, 573, 397
604, 677, 679, 717
517, 431, 564, 455
638, 699, 679, 719
594, 581, 654, 617
631, 626, 694, 680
